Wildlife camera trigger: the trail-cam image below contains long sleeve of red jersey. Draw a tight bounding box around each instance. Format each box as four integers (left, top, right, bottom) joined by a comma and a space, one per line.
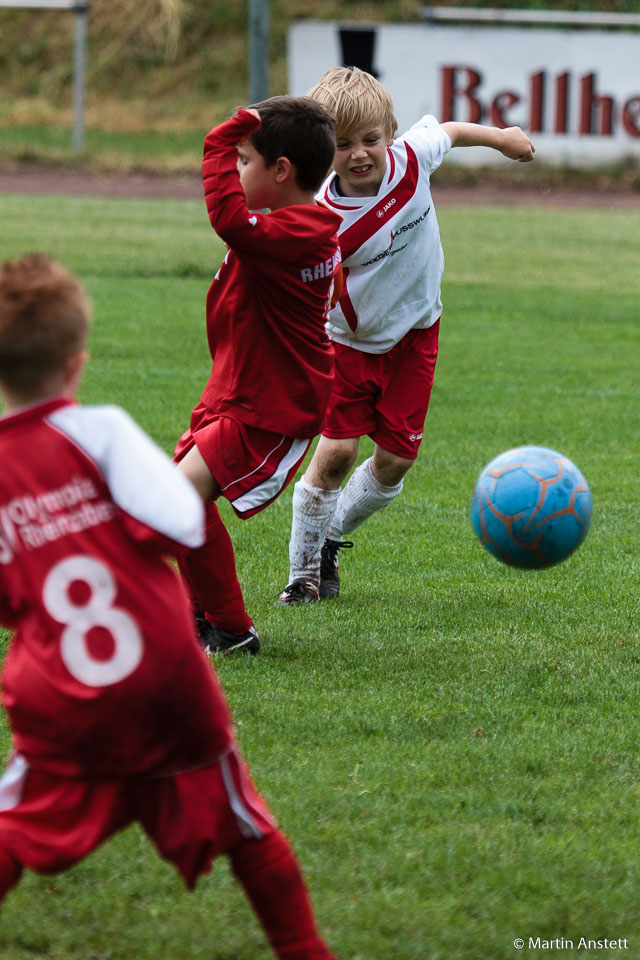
202, 111, 326, 259
199, 112, 342, 438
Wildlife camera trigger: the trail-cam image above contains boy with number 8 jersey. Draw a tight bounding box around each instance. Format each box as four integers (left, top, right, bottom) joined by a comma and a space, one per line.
0, 254, 338, 960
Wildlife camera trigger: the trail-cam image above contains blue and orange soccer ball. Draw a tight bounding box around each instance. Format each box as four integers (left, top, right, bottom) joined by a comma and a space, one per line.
470, 446, 593, 569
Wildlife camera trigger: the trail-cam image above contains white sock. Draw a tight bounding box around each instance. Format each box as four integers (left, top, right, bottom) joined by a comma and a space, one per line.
327, 457, 403, 540
288, 477, 340, 585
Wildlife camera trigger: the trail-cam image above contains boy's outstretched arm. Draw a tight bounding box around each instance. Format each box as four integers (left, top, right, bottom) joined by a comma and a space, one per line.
441, 122, 535, 162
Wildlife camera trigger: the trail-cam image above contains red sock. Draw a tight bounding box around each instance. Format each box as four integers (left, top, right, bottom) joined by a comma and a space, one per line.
0, 845, 22, 903
229, 831, 338, 960
178, 500, 252, 636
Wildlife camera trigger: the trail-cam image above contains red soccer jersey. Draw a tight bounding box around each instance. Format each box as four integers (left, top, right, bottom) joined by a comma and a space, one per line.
199, 110, 343, 439
0, 397, 235, 779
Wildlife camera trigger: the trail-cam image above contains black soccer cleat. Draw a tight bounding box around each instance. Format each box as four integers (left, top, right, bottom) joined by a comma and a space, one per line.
277, 578, 320, 606
319, 539, 354, 599
196, 616, 260, 655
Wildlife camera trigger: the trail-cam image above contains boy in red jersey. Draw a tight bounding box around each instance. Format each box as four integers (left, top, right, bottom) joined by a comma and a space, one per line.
278, 67, 535, 605
174, 96, 342, 654
0, 254, 339, 960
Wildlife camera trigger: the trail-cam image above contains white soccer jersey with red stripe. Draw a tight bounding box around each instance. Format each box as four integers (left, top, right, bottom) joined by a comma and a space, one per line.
320, 115, 451, 354
0, 397, 235, 779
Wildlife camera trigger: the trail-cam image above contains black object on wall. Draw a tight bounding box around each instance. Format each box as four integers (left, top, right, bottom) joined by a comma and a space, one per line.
339, 28, 379, 77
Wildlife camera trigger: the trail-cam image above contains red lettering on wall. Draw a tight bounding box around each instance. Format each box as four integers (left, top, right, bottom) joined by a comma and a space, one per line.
439, 64, 640, 141
555, 72, 570, 134
580, 73, 614, 135
490, 91, 520, 128
440, 66, 483, 123
529, 72, 545, 133
622, 97, 640, 137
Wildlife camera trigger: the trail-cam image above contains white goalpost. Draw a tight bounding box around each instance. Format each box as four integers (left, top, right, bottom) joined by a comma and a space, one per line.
0, 0, 90, 152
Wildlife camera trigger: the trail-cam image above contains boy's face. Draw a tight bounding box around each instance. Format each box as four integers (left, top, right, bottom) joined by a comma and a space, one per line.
237, 139, 274, 210
333, 125, 394, 197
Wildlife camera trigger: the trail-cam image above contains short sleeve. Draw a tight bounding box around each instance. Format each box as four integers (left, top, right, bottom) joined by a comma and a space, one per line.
400, 115, 452, 175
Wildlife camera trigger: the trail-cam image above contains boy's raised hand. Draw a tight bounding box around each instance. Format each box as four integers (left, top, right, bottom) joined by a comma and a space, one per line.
500, 126, 536, 162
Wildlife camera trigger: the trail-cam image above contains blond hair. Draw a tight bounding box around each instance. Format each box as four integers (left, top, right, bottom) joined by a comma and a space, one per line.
307, 66, 397, 141
0, 254, 90, 396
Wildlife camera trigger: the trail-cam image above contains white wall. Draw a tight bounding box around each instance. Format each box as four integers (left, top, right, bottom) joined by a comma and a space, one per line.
288, 20, 640, 166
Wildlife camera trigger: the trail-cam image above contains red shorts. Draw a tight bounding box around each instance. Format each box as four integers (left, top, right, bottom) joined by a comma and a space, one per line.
0, 746, 276, 890
175, 406, 311, 519
322, 321, 440, 460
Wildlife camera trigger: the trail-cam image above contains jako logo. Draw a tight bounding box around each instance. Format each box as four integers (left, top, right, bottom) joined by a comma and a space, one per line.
409, 432, 423, 442
376, 197, 396, 218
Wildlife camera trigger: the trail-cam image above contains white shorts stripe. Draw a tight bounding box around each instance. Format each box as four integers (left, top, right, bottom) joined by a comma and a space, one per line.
0, 753, 29, 812
233, 752, 274, 828
230, 438, 310, 515
220, 752, 264, 840
220, 434, 287, 493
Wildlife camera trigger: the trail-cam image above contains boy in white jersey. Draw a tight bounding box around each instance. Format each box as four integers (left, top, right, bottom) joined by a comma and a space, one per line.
279, 66, 535, 604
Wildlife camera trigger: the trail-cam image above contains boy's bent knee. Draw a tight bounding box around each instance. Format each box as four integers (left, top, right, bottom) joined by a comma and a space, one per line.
306, 437, 359, 489
372, 447, 414, 487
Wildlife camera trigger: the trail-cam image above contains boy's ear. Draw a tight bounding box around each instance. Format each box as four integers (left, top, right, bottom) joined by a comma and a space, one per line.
273, 156, 293, 183
62, 349, 89, 395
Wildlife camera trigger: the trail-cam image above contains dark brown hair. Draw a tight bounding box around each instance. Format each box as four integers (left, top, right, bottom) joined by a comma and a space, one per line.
248, 95, 336, 192
0, 253, 90, 395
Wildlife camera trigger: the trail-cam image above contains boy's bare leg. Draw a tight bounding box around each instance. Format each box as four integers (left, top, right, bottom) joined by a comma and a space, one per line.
305, 437, 359, 491
229, 830, 338, 960
178, 444, 220, 502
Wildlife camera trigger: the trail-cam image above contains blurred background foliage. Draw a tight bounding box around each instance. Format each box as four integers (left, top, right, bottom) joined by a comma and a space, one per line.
1, 0, 640, 132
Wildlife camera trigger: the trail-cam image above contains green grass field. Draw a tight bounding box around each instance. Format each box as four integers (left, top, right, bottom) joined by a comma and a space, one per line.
0, 190, 638, 960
